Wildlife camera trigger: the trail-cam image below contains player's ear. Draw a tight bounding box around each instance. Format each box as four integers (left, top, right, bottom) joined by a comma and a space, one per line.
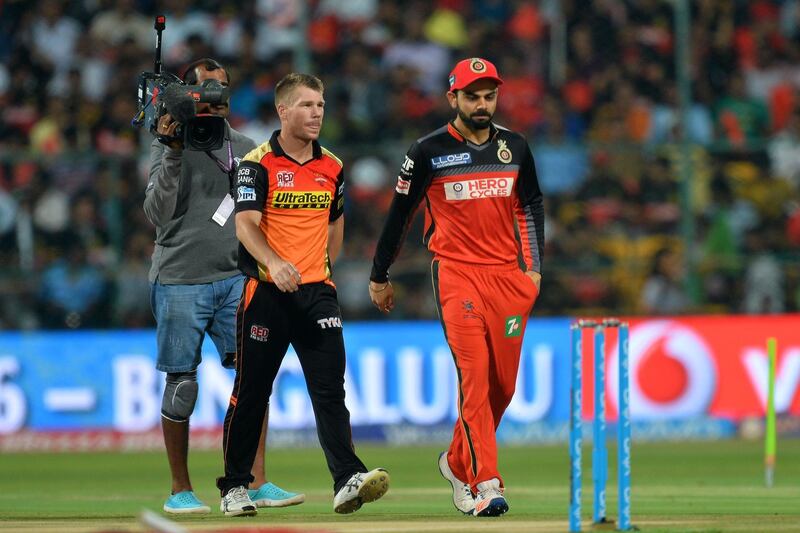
446, 90, 458, 109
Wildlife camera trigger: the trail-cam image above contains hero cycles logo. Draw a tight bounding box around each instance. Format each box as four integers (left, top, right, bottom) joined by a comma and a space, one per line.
272, 191, 331, 209
444, 177, 515, 200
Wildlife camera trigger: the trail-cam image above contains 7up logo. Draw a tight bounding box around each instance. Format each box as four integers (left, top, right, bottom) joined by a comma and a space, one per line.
504, 315, 522, 337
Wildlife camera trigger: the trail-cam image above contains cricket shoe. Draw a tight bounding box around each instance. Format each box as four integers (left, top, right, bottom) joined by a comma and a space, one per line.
220, 485, 257, 517
333, 468, 390, 514
248, 482, 305, 508
437, 451, 475, 514
163, 491, 210, 514
473, 478, 508, 517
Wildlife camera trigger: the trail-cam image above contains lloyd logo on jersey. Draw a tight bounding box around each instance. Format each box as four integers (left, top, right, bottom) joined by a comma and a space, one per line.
444, 177, 515, 201
431, 152, 472, 169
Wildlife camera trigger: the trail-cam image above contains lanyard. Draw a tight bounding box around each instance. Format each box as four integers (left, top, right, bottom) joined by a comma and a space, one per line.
205, 140, 236, 189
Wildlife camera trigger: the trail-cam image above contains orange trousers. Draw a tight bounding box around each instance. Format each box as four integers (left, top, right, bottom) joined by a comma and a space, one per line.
432, 258, 538, 491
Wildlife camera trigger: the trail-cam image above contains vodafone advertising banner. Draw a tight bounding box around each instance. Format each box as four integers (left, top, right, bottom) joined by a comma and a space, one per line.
0, 315, 797, 449
601, 316, 800, 421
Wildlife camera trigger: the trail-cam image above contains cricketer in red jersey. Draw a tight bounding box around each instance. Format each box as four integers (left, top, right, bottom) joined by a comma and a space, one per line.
369, 58, 544, 518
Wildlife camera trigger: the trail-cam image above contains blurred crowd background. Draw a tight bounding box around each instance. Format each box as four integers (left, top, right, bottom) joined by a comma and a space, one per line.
0, 0, 799, 330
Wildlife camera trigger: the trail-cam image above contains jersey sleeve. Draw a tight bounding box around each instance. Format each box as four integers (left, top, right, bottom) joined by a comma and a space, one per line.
330, 168, 345, 222
515, 143, 544, 273
234, 160, 267, 213
370, 141, 430, 283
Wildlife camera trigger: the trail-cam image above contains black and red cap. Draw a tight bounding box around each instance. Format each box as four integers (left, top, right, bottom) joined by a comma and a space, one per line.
448, 58, 503, 91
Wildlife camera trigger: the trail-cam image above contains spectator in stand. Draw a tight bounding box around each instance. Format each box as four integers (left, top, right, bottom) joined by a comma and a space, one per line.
640, 247, 691, 316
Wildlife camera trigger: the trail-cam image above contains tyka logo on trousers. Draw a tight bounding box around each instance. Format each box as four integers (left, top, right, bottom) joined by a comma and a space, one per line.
317, 317, 342, 329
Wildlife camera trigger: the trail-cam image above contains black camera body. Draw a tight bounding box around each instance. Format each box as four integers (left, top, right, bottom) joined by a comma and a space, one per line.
132, 16, 228, 151
136, 73, 228, 151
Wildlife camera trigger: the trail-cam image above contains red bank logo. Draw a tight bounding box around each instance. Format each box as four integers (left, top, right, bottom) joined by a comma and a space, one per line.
250, 325, 269, 342
608, 321, 717, 420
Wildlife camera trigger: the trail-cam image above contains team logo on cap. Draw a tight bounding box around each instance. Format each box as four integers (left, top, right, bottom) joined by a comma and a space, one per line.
497, 139, 512, 163
449, 74, 456, 88
470, 58, 487, 73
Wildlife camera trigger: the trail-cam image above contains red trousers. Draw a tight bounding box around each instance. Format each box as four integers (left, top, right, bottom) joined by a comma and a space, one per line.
432, 258, 538, 491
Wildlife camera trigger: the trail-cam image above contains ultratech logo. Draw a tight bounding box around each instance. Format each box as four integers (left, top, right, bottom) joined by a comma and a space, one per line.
272, 191, 331, 209
443, 177, 515, 200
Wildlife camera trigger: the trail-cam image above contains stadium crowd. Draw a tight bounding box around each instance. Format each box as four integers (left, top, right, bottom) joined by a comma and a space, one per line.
0, 0, 799, 329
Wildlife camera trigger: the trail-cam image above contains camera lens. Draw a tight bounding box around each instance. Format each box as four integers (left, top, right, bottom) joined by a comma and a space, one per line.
184, 115, 225, 151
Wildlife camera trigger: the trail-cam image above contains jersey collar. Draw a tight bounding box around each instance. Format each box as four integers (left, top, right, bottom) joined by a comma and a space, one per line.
447, 120, 499, 145
268, 129, 322, 163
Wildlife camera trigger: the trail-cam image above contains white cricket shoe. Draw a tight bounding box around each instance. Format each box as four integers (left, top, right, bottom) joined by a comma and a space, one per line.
333, 468, 390, 514
473, 478, 508, 517
220, 485, 257, 517
437, 451, 475, 514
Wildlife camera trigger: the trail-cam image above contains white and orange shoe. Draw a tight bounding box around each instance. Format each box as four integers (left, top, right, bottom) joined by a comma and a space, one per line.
473, 478, 508, 517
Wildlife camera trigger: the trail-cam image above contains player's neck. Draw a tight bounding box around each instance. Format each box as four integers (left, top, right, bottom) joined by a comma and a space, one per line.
452, 117, 491, 144
278, 130, 314, 163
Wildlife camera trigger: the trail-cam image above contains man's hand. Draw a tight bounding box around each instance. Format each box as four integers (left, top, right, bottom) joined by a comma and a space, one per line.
369, 281, 395, 314
157, 113, 183, 150
525, 270, 542, 292
268, 257, 302, 292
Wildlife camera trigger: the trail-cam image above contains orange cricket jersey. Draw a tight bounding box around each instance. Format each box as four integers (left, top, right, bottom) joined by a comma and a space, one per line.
234, 130, 344, 285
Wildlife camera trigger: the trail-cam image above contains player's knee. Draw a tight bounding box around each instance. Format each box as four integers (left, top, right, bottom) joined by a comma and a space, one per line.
161, 370, 198, 422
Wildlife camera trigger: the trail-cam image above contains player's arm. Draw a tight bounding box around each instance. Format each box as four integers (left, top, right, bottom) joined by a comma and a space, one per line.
369, 142, 430, 312
234, 160, 301, 292
516, 142, 545, 291
143, 130, 182, 226
327, 169, 345, 263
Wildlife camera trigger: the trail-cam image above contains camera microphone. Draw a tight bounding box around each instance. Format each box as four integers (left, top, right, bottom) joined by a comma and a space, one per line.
160, 83, 196, 124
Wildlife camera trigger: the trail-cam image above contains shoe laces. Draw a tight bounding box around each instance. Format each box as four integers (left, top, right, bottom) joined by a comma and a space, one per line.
226, 486, 251, 504
476, 479, 503, 501
344, 473, 364, 493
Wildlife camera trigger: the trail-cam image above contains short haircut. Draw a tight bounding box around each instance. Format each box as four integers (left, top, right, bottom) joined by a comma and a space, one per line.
275, 73, 324, 106
182, 58, 229, 85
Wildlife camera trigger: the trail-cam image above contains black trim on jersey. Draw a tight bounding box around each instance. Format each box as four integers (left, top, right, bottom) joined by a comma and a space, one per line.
234, 160, 268, 213
370, 141, 431, 283
330, 169, 345, 222
422, 194, 436, 246
269, 129, 323, 164
517, 146, 544, 273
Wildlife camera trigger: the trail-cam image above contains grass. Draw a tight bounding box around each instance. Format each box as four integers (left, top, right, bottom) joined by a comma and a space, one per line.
0, 439, 798, 532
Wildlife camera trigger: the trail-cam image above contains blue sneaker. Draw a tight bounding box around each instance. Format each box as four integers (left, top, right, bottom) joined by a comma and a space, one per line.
163, 490, 211, 514
248, 482, 305, 508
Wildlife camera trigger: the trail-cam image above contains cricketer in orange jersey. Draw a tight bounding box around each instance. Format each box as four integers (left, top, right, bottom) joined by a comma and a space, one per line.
369, 58, 544, 518
216, 73, 389, 517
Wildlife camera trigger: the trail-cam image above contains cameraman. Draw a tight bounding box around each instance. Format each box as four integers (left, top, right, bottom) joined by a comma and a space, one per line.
144, 58, 302, 514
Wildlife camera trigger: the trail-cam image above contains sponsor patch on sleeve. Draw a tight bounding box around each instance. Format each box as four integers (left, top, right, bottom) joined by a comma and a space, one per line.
237, 186, 256, 202
431, 152, 471, 169
396, 176, 411, 195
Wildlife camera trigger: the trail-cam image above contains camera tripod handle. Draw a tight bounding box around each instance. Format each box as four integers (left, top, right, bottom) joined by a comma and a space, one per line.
154, 15, 166, 75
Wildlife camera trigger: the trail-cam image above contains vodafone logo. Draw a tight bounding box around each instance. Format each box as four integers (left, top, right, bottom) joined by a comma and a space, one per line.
444, 177, 514, 201
607, 321, 717, 420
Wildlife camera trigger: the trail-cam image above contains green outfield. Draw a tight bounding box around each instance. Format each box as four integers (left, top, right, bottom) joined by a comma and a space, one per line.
1, 439, 798, 532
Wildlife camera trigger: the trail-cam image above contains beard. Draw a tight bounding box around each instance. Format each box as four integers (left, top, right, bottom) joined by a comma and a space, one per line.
457, 107, 493, 130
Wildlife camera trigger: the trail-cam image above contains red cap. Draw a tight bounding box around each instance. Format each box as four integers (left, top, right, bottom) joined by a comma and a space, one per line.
448, 58, 503, 91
